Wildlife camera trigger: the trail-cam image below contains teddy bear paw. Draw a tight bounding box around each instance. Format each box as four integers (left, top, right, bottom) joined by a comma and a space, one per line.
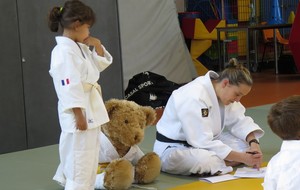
135, 152, 161, 184
104, 159, 134, 190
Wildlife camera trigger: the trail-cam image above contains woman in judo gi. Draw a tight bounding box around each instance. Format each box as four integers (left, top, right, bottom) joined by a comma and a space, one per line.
154, 58, 264, 176
264, 95, 300, 190
48, 0, 113, 189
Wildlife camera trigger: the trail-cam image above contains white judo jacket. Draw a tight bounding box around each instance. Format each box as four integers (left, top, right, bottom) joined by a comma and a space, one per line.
49, 36, 113, 132
98, 131, 145, 164
95, 131, 144, 189
264, 140, 300, 190
154, 71, 264, 159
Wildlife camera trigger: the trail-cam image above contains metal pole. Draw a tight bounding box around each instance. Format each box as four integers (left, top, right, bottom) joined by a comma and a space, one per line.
246, 28, 250, 70
217, 30, 222, 71
274, 29, 278, 74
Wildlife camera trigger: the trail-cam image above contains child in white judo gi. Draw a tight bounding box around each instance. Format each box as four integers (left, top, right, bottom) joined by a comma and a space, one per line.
154, 58, 264, 176
264, 95, 300, 190
48, 1, 113, 189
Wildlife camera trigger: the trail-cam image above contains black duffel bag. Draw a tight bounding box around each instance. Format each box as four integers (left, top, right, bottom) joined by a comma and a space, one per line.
125, 71, 182, 108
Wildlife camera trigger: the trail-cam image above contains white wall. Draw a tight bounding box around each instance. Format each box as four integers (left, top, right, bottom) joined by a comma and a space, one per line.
118, 0, 197, 88
175, 0, 186, 12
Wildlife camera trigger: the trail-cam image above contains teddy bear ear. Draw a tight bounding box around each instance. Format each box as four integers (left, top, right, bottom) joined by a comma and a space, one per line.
141, 106, 157, 126
105, 99, 121, 117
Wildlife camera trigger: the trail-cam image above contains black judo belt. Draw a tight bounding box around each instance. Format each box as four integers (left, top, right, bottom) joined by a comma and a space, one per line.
156, 132, 191, 147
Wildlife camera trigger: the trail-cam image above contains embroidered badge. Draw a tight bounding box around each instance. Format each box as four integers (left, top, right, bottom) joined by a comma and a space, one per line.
61, 78, 70, 86
201, 108, 209, 117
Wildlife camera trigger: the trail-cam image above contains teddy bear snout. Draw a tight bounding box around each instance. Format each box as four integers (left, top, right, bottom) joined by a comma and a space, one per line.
133, 133, 143, 143
134, 135, 139, 141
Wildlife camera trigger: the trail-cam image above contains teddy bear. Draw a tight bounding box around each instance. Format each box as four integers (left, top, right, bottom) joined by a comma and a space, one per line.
94, 99, 161, 190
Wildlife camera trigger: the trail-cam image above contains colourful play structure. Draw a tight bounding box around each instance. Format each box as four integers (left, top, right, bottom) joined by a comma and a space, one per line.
180, 0, 299, 74
179, 14, 225, 75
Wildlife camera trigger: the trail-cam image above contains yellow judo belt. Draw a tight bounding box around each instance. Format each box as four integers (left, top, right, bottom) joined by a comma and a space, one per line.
97, 162, 110, 174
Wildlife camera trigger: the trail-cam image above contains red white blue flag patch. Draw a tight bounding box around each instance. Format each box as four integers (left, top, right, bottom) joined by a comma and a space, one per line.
61, 78, 70, 86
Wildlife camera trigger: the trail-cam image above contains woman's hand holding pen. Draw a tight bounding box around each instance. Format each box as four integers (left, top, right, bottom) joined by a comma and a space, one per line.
244, 151, 263, 169
245, 143, 263, 169
225, 149, 262, 168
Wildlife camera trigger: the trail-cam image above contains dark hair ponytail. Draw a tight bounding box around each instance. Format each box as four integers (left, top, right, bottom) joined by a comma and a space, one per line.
47, 0, 95, 32
48, 7, 62, 32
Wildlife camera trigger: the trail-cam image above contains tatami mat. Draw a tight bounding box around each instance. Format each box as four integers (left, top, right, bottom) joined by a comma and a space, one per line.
0, 104, 281, 190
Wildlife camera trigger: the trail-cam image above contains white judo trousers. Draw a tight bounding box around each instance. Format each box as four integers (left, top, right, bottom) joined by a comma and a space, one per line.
155, 132, 248, 175
54, 128, 100, 190
50, 36, 113, 190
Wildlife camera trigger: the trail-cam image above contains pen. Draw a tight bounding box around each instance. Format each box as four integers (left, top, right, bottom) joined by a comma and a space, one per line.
246, 151, 259, 155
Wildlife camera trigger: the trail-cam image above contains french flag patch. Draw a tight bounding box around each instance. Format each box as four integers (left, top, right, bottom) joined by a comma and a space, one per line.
61, 78, 70, 86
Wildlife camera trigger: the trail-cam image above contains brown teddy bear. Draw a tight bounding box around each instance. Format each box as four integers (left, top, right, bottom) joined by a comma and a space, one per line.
95, 99, 161, 190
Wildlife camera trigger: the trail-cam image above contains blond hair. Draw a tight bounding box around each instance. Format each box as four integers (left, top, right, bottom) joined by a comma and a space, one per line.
217, 58, 253, 86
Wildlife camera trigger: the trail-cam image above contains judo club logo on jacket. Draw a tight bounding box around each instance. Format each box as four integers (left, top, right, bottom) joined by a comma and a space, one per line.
61, 78, 70, 86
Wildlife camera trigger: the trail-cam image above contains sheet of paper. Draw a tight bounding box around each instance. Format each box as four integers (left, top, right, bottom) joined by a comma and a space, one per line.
199, 174, 238, 183
234, 167, 267, 178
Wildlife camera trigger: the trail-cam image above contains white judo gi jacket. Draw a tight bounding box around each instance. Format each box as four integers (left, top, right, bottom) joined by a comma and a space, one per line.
49, 36, 112, 132
154, 71, 264, 175
264, 140, 300, 190
95, 131, 144, 189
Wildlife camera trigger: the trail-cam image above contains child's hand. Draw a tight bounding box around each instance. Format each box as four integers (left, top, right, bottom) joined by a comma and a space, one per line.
84, 36, 101, 47
72, 108, 87, 131
76, 116, 87, 131
84, 36, 104, 56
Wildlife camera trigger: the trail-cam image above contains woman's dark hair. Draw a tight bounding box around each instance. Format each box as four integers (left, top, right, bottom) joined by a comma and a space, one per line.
268, 95, 300, 140
48, 0, 95, 32
217, 58, 253, 86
